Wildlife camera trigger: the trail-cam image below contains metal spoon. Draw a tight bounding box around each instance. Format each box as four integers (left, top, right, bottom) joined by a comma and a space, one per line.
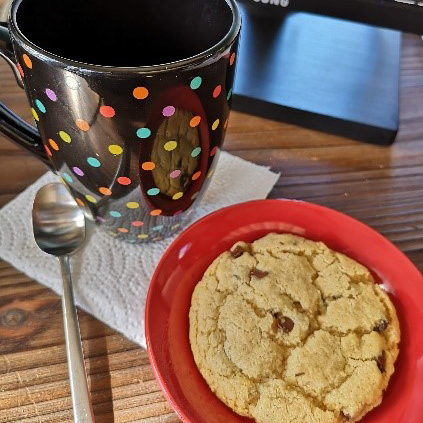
32, 183, 95, 423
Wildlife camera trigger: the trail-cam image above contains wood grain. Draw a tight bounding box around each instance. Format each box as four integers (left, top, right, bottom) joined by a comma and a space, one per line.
1, 33, 423, 422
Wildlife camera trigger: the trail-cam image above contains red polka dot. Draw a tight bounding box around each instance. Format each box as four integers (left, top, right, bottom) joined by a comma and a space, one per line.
117, 176, 131, 185
100, 105, 115, 118
132, 221, 144, 227
213, 85, 222, 98
75, 198, 84, 207
17, 63, 24, 78
44, 144, 52, 157
230, 52, 236, 66
210, 146, 218, 156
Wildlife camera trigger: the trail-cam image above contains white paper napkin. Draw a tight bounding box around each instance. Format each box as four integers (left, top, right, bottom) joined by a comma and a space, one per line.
0, 151, 279, 348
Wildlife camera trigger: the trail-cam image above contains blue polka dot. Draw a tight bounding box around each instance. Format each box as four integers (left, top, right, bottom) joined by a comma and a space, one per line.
35, 99, 46, 113
62, 173, 73, 183
136, 127, 151, 139
109, 211, 122, 218
87, 157, 101, 167
191, 147, 201, 157
227, 88, 232, 101
190, 76, 202, 90
152, 225, 163, 231
147, 187, 160, 196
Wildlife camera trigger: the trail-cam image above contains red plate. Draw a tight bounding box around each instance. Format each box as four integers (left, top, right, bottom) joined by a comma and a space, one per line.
145, 199, 423, 423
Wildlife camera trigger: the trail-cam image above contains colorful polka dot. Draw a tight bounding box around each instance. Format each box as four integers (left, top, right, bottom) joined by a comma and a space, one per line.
142, 161, 155, 171
100, 105, 115, 118
99, 187, 112, 195
65, 76, 79, 90
162, 106, 175, 117
210, 146, 218, 156
172, 192, 183, 200
171, 224, 180, 230
117, 176, 131, 185
75, 198, 84, 207
191, 147, 201, 157
192, 171, 201, 180
59, 131, 71, 143
212, 119, 220, 130
17, 64, 24, 78
87, 157, 101, 167
150, 209, 162, 216
164, 140, 177, 151
190, 76, 202, 90
152, 225, 163, 231
118, 228, 128, 233
110, 211, 122, 218
227, 88, 232, 101
85, 195, 97, 203
207, 169, 214, 178
31, 108, 39, 121
213, 85, 222, 98
45, 88, 57, 101
190, 116, 201, 127
108, 231, 118, 237
35, 99, 46, 113
230, 52, 236, 66
169, 169, 181, 178
147, 188, 160, 196
63, 173, 74, 185
96, 216, 106, 223
76, 119, 90, 131
138, 234, 149, 239
48, 139, 58, 151
126, 202, 139, 209
132, 221, 143, 227
70, 167, 83, 177
22, 54, 32, 69
108, 144, 123, 155
133, 86, 149, 99
136, 127, 151, 139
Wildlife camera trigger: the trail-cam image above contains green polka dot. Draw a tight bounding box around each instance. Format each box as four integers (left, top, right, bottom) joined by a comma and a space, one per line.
191, 147, 201, 157
227, 88, 233, 101
190, 76, 202, 90
35, 99, 46, 113
62, 173, 73, 183
110, 211, 121, 218
152, 225, 163, 231
85, 195, 97, 203
147, 188, 160, 196
87, 157, 101, 167
59, 131, 71, 143
136, 127, 151, 138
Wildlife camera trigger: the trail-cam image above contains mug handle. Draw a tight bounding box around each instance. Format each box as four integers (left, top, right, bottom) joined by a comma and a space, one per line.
0, 22, 53, 169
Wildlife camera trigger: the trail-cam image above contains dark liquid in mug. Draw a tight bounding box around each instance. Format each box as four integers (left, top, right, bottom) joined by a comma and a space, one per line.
16, 0, 233, 67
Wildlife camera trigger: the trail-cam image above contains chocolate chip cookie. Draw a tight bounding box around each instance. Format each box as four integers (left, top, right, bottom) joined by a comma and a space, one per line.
189, 233, 400, 423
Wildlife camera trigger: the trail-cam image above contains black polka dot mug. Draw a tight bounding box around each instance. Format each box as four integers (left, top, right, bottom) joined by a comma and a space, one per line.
0, 0, 241, 243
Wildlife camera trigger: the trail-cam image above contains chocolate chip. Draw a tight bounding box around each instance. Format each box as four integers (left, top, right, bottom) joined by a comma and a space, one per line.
250, 268, 268, 278
273, 313, 294, 333
230, 246, 244, 258
341, 411, 351, 421
295, 372, 305, 377
375, 350, 386, 373
373, 319, 388, 332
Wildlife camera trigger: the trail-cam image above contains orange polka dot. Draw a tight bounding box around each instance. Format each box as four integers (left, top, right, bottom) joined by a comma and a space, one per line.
142, 161, 155, 171
75, 198, 84, 207
213, 85, 222, 98
99, 187, 112, 195
192, 171, 201, 180
44, 144, 52, 157
190, 116, 201, 127
100, 105, 115, 118
133, 86, 149, 99
230, 52, 236, 66
150, 209, 162, 216
48, 139, 59, 151
76, 119, 90, 131
17, 63, 24, 78
118, 228, 129, 233
23, 54, 32, 69
117, 176, 131, 185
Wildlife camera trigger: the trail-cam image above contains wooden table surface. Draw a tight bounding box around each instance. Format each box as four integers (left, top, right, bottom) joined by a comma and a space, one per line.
1, 33, 423, 422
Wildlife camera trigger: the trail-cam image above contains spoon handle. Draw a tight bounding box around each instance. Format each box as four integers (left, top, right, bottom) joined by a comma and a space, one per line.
60, 255, 95, 423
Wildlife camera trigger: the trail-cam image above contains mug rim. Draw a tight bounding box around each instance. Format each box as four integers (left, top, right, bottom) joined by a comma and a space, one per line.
9, 0, 241, 74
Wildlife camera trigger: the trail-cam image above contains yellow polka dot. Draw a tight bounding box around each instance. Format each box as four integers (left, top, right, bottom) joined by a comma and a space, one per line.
85, 195, 97, 203
207, 170, 214, 178
59, 131, 71, 143
172, 192, 183, 200
108, 231, 118, 237
108, 144, 123, 155
212, 119, 220, 130
164, 141, 177, 151
138, 234, 149, 239
23, 54, 32, 69
31, 108, 39, 121
127, 202, 139, 209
